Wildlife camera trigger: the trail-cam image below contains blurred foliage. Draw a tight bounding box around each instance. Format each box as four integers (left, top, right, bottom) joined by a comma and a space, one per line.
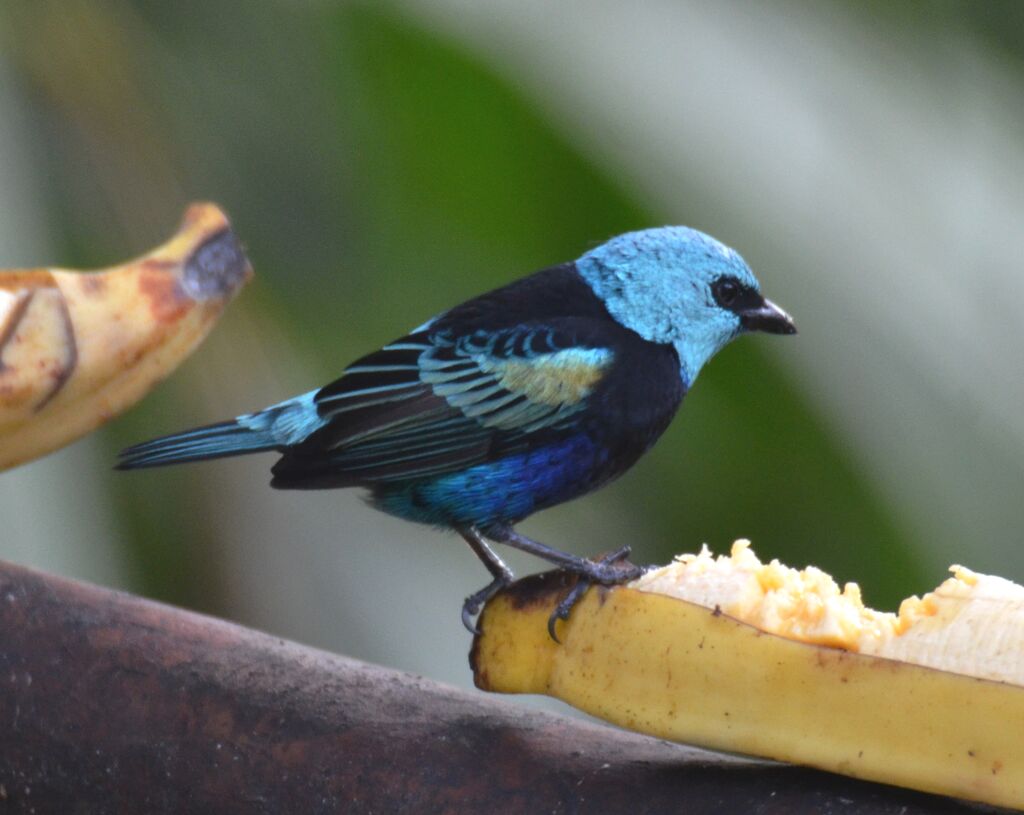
1, 0, 1021, 675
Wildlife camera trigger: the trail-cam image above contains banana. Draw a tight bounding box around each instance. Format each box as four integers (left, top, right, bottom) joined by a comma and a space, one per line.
0, 203, 252, 471
472, 542, 1024, 810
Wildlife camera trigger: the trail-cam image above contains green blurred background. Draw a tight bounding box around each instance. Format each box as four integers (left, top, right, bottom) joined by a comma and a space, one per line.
1, 1, 1022, 689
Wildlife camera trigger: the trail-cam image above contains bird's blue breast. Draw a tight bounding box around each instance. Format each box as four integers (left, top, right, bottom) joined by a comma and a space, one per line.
370, 434, 609, 529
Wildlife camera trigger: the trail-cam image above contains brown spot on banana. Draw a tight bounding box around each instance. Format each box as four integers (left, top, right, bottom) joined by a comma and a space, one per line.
0, 269, 59, 293
138, 266, 191, 324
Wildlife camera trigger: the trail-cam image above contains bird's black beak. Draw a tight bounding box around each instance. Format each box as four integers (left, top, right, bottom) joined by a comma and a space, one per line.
739, 297, 797, 335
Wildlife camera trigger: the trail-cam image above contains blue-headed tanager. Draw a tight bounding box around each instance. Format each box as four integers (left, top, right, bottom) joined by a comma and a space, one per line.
119, 226, 796, 637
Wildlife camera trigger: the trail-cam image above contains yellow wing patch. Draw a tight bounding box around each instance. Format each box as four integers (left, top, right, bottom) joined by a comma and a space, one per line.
493, 348, 613, 407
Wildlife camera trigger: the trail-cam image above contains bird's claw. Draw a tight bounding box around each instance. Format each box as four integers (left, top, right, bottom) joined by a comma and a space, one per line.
461, 575, 511, 635
547, 580, 589, 642
547, 546, 646, 643
461, 603, 482, 636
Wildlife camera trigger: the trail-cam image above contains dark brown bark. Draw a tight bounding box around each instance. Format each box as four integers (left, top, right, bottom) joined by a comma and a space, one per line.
0, 560, 995, 814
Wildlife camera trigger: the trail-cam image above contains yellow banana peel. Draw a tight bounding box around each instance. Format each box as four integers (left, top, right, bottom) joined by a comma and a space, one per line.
472, 543, 1024, 810
0, 203, 251, 470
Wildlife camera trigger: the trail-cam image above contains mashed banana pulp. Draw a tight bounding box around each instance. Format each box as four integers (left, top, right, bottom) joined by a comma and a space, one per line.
633, 541, 1024, 684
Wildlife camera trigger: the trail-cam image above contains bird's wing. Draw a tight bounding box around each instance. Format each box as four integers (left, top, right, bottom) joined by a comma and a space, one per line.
278, 324, 614, 484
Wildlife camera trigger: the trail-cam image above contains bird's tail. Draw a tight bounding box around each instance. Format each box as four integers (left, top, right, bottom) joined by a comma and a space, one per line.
116, 419, 279, 470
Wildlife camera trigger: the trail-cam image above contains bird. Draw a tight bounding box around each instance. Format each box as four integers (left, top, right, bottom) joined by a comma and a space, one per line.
118, 226, 796, 637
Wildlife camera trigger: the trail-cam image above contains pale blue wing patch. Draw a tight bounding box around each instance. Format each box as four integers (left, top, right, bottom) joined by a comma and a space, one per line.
420, 329, 613, 433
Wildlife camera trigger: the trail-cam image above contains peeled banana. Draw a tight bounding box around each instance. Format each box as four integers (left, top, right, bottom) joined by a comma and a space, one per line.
0, 203, 252, 471
472, 542, 1024, 810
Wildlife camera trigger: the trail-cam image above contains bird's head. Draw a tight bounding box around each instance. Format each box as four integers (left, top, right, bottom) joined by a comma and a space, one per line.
576, 226, 796, 386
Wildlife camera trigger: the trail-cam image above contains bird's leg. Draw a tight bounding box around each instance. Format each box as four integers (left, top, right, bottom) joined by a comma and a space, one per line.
486, 525, 647, 641
458, 525, 514, 634
488, 525, 644, 583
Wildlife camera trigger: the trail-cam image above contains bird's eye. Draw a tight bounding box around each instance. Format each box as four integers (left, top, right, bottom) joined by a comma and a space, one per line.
712, 278, 741, 308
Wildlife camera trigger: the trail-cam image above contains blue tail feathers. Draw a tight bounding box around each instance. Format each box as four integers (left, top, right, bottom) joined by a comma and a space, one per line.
117, 391, 325, 470
116, 419, 279, 469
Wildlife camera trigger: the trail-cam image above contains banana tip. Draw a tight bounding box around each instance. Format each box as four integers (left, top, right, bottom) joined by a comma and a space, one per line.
469, 570, 590, 687
181, 228, 252, 301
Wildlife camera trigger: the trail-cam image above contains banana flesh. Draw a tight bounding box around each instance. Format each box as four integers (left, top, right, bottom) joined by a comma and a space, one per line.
472, 544, 1024, 810
0, 203, 252, 471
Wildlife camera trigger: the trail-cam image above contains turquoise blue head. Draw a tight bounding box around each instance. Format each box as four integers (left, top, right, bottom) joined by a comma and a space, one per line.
575, 226, 796, 385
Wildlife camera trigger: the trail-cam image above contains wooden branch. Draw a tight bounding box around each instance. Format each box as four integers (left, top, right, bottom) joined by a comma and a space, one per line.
0, 560, 989, 814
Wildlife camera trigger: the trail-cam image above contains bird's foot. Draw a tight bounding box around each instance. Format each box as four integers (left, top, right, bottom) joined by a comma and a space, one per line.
462, 575, 512, 635
547, 545, 646, 642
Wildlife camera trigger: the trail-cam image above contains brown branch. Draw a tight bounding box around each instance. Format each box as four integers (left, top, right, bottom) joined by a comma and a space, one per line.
0, 560, 991, 814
